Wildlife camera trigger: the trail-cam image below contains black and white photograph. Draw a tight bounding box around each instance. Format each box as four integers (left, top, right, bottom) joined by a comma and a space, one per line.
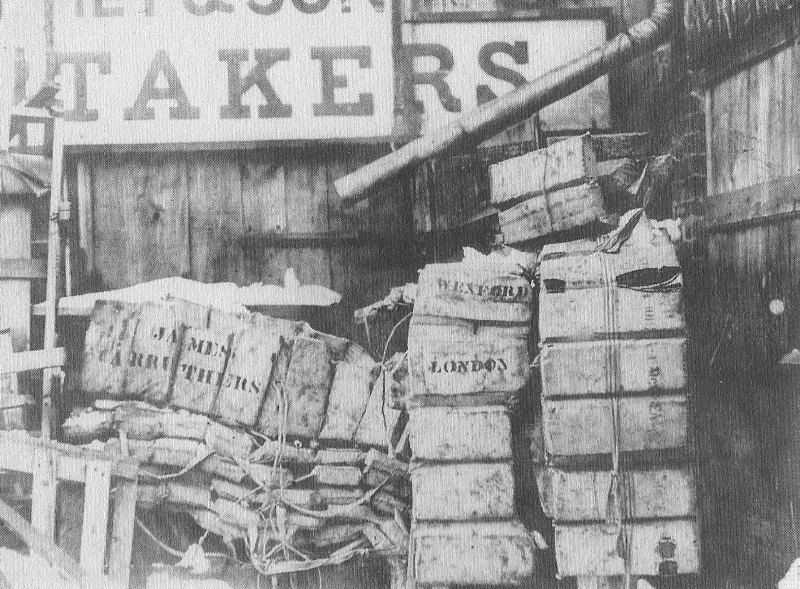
0, 0, 788, 587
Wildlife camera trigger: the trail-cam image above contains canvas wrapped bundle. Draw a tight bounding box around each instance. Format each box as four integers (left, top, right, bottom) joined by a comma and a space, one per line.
78, 297, 405, 447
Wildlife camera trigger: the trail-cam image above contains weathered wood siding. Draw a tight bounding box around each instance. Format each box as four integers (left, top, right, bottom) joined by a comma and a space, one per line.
73, 147, 418, 346
705, 44, 800, 371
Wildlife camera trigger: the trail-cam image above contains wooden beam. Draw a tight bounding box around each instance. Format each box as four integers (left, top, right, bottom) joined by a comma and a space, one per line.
0, 258, 46, 280
0, 347, 65, 375
80, 460, 112, 580
107, 478, 138, 589
42, 115, 65, 440
707, 175, 800, 229
31, 446, 57, 541
0, 496, 88, 589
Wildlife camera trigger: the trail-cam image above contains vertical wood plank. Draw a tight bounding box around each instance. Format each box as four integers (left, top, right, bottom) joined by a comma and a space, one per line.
79, 459, 112, 580
31, 446, 57, 541
0, 200, 31, 352
188, 152, 244, 284
76, 158, 95, 275
107, 478, 138, 589
285, 151, 331, 289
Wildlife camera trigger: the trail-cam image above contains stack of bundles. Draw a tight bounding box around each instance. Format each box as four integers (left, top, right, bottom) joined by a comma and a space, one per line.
490, 133, 651, 244
406, 261, 537, 586
68, 298, 411, 570
534, 212, 700, 578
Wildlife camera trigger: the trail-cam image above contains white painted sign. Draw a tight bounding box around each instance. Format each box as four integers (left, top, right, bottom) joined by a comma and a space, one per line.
51, 0, 395, 145
404, 20, 611, 133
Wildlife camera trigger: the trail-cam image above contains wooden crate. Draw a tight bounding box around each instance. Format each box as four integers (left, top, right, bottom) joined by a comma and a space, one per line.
499, 181, 606, 244
415, 262, 533, 323
536, 465, 696, 522
553, 518, 700, 576
538, 223, 684, 342
490, 134, 597, 207
411, 462, 515, 521
412, 521, 535, 586
409, 405, 512, 462
542, 395, 689, 457
540, 337, 687, 397
407, 316, 529, 403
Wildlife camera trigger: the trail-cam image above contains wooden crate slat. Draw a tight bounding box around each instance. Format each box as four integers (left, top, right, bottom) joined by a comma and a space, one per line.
80, 460, 112, 579
0, 347, 65, 375
31, 447, 57, 541
107, 479, 138, 589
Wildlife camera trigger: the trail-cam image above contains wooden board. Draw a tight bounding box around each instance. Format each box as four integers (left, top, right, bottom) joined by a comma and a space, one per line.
412, 521, 535, 586
540, 338, 687, 397
415, 262, 533, 323
536, 466, 696, 522
79, 301, 140, 399
257, 337, 294, 439
490, 134, 597, 207
498, 181, 606, 244
411, 462, 515, 521
553, 519, 700, 576
408, 405, 512, 462
407, 316, 529, 402
542, 395, 689, 457
548, 133, 651, 162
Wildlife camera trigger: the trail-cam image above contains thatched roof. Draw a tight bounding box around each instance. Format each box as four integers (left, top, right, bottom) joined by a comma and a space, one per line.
685, 0, 794, 69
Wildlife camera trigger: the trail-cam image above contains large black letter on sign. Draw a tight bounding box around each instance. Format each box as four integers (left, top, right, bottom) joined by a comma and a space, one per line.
404, 44, 460, 113
311, 47, 374, 117
183, 0, 233, 15
56, 52, 111, 121
219, 49, 292, 119
476, 41, 527, 105
124, 50, 200, 120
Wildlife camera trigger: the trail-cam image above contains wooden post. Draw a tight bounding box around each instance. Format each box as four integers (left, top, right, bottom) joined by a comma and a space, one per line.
107, 477, 138, 589
42, 114, 64, 440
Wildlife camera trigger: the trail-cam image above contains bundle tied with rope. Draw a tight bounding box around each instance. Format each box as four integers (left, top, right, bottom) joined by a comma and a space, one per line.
63, 302, 414, 578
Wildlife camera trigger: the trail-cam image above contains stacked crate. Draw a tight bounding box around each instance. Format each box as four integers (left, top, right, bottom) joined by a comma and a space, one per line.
535, 213, 700, 578
407, 261, 537, 586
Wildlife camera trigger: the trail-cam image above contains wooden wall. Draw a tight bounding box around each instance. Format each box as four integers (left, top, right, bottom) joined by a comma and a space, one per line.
72, 146, 420, 347
705, 44, 800, 372
700, 42, 800, 583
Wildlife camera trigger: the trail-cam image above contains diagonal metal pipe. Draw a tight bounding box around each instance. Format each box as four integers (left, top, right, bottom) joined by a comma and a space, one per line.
335, 0, 677, 203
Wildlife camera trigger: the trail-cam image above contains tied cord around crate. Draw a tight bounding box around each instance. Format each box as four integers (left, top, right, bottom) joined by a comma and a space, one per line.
599, 248, 635, 582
